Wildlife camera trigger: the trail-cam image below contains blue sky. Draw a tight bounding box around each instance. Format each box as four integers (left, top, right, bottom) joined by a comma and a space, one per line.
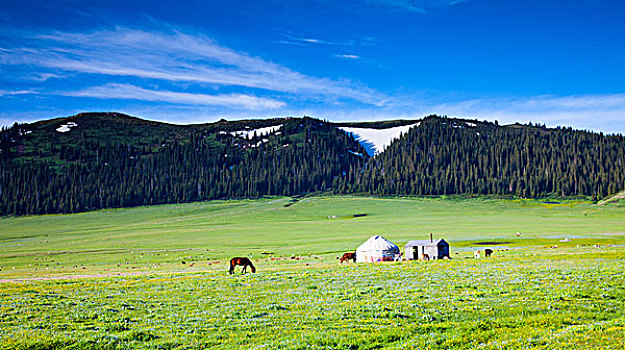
1, 0, 624, 133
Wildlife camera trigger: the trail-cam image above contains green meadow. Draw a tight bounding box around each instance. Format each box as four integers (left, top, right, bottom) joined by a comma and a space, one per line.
1, 197, 624, 349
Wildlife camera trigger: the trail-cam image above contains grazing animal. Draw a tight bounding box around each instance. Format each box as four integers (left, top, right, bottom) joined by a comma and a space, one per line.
474, 250, 481, 259
422, 253, 430, 261
340, 252, 357, 263
484, 249, 493, 257
229, 257, 256, 274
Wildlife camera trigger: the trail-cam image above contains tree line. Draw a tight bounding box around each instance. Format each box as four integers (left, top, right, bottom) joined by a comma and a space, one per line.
0, 117, 367, 215
335, 116, 625, 199
1, 115, 624, 216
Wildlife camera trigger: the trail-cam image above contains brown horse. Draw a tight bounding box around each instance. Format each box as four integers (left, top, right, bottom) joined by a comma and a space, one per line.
229, 257, 256, 274
339, 252, 356, 263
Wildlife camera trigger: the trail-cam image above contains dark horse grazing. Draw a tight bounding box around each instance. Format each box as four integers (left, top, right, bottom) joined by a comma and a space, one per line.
484, 249, 493, 258
339, 252, 356, 263
229, 257, 256, 274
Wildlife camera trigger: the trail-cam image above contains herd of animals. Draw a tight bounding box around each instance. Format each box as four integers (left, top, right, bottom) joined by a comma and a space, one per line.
228, 248, 494, 274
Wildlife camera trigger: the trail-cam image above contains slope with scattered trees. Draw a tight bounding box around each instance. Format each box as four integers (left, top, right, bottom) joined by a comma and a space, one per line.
1, 113, 624, 216
336, 116, 625, 199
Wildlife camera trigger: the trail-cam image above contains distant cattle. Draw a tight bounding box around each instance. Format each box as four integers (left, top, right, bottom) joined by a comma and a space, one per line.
339, 252, 356, 264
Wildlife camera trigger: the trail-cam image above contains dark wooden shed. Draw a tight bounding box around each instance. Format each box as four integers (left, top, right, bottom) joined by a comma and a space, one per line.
405, 239, 450, 260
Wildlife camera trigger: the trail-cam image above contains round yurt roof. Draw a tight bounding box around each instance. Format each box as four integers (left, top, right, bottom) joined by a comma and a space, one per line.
356, 235, 400, 252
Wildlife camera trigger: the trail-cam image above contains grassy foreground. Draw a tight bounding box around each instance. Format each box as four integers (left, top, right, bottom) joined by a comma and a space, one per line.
1, 196, 625, 349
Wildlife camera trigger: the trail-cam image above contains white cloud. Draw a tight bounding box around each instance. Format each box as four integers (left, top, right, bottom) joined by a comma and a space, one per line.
121, 93, 625, 135
334, 54, 361, 59
28, 73, 66, 82
61, 84, 286, 110
0, 89, 37, 96
274, 31, 357, 46
2, 92, 624, 135
328, 93, 625, 135
0, 27, 385, 106
273, 0, 468, 13
131, 93, 625, 132
519, 94, 625, 109
364, 0, 467, 12
429, 93, 625, 125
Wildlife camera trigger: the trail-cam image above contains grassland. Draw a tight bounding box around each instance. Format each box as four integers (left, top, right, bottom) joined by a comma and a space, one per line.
1, 196, 624, 349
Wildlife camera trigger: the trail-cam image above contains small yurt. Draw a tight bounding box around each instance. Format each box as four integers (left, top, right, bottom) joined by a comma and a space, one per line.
356, 235, 401, 263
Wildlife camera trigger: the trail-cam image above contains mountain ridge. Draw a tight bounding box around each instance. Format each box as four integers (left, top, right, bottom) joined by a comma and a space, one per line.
1, 112, 624, 216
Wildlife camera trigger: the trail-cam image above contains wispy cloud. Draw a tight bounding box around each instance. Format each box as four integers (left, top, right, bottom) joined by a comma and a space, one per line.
2, 91, 625, 135
61, 84, 286, 110
429, 93, 625, 119
275, 34, 356, 47
334, 54, 361, 59
422, 93, 625, 134
269, 0, 468, 14
271, 28, 380, 49
274, 40, 307, 47
28, 73, 67, 82
0, 89, 38, 96
0, 27, 386, 106
363, 0, 468, 12
323, 93, 625, 135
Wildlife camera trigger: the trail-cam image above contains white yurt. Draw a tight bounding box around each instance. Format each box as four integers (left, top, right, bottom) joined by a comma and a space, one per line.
356, 235, 401, 263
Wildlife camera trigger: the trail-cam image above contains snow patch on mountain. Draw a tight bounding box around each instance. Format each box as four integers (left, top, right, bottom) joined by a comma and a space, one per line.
347, 150, 364, 157
230, 125, 282, 139
56, 122, 77, 133
339, 123, 420, 156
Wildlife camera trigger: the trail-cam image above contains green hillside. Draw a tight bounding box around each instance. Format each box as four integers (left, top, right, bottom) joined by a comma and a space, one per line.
338, 116, 625, 198
1, 197, 624, 349
1, 196, 624, 277
1, 113, 625, 216
0, 114, 368, 215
